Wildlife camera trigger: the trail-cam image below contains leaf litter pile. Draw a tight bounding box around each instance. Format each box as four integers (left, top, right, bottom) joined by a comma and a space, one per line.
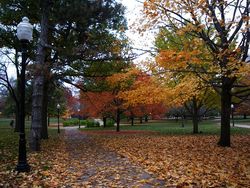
0, 129, 249, 187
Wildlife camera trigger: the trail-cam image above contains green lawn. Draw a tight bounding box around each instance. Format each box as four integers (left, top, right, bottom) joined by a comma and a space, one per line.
82, 119, 250, 135
234, 118, 250, 124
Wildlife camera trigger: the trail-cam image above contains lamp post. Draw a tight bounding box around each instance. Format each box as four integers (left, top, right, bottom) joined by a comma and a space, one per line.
16, 17, 33, 172
78, 108, 80, 129
57, 104, 60, 133
231, 104, 235, 127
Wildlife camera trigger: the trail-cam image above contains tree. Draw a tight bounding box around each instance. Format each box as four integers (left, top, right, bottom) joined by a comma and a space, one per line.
235, 101, 250, 119
107, 68, 145, 131
80, 91, 115, 127
141, 0, 250, 146
29, 0, 50, 150
0, 48, 36, 131
1, 0, 130, 150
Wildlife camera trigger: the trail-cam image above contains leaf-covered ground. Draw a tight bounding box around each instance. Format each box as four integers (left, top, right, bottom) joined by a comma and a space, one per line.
91, 133, 250, 187
1, 128, 249, 187
0, 128, 167, 187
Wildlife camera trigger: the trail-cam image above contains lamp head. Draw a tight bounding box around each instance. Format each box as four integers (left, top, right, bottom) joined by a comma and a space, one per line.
17, 17, 33, 42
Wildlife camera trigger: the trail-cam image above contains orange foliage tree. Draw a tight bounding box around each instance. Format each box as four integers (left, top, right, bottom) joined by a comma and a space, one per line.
124, 103, 167, 126
140, 0, 250, 146
79, 91, 115, 127
114, 69, 169, 125
235, 101, 250, 119
106, 68, 140, 131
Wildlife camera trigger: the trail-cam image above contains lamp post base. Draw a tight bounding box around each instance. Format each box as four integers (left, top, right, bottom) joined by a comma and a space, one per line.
16, 163, 30, 173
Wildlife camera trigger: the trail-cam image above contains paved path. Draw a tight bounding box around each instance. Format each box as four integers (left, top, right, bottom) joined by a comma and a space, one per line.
234, 124, 250, 129
63, 127, 167, 187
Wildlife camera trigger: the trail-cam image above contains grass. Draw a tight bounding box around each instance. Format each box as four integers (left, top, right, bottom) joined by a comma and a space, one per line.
234, 118, 250, 124
82, 119, 250, 135
0, 129, 19, 166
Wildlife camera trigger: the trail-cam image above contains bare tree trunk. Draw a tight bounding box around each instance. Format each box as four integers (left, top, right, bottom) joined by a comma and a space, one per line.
29, 0, 50, 151
47, 114, 50, 127
41, 81, 48, 139
192, 97, 199, 134
103, 117, 107, 128
139, 117, 143, 124
131, 116, 134, 126
116, 109, 120, 132
218, 77, 232, 147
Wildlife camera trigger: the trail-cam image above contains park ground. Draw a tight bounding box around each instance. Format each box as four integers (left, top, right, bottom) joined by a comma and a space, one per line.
0, 118, 250, 187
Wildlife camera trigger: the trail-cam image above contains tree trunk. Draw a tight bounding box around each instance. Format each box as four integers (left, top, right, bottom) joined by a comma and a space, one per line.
41, 81, 49, 139
181, 115, 184, 127
131, 116, 134, 126
14, 108, 20, 132
175, 115, 179, 122
47, 114, 50, 127
218, 78, 232, 147
116, 109, 120, 132
29, 77, 43, 151
103, 117, 107, 128
29, 0, 49, 151
192, 97, 199, 134
139, 117, 143, 124
243, 114, 247, 119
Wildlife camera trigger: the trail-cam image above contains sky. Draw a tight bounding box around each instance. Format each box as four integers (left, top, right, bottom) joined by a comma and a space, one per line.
119, 0, 155, 62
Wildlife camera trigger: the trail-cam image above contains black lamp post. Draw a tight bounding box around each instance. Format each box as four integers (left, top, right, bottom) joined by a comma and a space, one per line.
57, 104, 60, 133
231, 104, 235, 127
16, 17, 33, 172
78, 109, 80, 129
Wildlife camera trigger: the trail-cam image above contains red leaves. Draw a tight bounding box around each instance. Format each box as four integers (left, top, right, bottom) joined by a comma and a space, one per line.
79, 91, 116, 117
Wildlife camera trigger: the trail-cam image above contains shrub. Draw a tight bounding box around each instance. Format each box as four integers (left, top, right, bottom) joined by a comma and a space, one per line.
63, 118, 79, 127
106, 119, 115, 127
80, 120, 87, 126
86, 119, 100, 127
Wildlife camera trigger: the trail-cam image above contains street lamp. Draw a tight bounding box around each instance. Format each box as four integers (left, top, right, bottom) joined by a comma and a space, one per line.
78, 108, 80, 129
16, 17, 33, 172
57, 104, 60, 133
231, 104, 235, 127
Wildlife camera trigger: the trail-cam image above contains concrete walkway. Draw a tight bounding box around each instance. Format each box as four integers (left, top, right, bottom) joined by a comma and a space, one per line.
233, 124, 250, 129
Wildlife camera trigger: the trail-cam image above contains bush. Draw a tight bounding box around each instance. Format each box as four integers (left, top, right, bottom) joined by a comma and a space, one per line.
86, 119, 100, 128
80, 120, 87, 126
63, 118, 79, 127
106, 119, 115, 127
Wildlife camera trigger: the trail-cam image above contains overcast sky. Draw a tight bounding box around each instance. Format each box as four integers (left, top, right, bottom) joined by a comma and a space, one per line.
119, 0, 155, 62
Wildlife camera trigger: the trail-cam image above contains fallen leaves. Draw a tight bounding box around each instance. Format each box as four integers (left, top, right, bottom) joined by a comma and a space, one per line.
92, 134, 250, 187
0, 135, 81, 187
1, 129, 249, 187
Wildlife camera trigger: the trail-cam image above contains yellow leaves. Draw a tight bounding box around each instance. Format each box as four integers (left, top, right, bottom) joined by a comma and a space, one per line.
111, 40, 122, 55
156, 49, 203, 71
107, 68, 140, 91
117, 74, 172, 107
